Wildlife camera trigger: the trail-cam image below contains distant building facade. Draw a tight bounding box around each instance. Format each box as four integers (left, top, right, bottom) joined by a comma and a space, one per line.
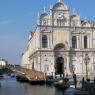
21, 0, 95, 77
0, 58, 7, 67
21, 50, 30, 69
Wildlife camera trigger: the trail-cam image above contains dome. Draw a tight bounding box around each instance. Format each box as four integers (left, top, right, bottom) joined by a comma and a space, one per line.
52, 2, 68, 11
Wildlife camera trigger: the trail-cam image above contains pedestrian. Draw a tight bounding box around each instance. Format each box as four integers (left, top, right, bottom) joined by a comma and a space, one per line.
66, 73, 68, 78
81, 77, 85, 90
72, 72, 77, 88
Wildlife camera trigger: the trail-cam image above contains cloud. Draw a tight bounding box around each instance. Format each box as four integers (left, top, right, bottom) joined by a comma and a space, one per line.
0, 20, 13, 26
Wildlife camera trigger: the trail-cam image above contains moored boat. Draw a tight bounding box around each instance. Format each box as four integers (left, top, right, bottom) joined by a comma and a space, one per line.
29, 80, 45, 85
0, 74, 3, 79
54, 78, 70, 91
16, 74, 28, 82
46, 75, 63, 85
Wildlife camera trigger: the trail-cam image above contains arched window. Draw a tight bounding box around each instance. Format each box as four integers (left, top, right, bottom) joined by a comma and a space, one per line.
57, 19, 61, 26
57, 19, 65, 26
42, 19, 47, 25
42, 35, 48, 48
84, 36, 88, 48
72, 36, 77, 48
57, 17, 66, 26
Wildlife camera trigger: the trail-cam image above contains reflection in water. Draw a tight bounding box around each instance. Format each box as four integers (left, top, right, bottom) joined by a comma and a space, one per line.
0, 76, 64, 95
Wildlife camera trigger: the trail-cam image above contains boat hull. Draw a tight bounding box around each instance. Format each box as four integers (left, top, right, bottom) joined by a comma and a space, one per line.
16, 75, 28, 82
29, 80, 45, 85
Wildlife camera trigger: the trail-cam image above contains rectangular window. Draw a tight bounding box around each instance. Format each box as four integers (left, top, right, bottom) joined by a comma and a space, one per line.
72, 36, 77, 48
42, 35, 48, 48
84, 36, 87, 48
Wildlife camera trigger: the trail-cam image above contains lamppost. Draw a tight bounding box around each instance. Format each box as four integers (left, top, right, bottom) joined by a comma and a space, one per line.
93, 61, 95, 74
84, 53, 90, 79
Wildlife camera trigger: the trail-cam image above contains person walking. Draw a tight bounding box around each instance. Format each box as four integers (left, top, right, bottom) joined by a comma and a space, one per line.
73, 72, 77, 88
81, 77, 85, 90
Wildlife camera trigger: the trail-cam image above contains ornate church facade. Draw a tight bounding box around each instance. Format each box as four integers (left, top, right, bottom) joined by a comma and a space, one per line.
21, 0, 95, 77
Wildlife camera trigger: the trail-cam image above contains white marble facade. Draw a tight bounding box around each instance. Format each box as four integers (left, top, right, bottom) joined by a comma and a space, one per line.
21, 0, 95, 77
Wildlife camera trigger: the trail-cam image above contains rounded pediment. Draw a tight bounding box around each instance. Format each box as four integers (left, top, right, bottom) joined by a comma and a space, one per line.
70, 11, 80, 20
70, 14, 78, 19
40, 12, 49, 19
70, 13, 80, 26
82, 20, 91, 27
92, 22, 95, 27
52, 2, 68, 11
54, 43, 65, 51
40, 12, 49, 25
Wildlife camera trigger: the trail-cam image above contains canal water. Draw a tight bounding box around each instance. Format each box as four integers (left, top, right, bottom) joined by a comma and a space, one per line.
0, 76, 64, 95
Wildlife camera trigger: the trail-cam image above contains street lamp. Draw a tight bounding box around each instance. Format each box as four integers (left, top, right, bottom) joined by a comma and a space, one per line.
93, 61, 95, 74
84, 53, 90, 79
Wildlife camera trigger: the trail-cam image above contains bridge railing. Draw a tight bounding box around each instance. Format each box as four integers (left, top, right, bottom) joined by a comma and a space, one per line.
6, 64, 45, 80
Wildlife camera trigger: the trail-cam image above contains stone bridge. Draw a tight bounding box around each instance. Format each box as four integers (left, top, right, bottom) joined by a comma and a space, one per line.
0, 64, 45, 81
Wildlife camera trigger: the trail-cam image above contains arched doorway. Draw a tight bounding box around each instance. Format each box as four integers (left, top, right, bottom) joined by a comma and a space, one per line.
54, 43, 65, 76
55, 57, 64, 74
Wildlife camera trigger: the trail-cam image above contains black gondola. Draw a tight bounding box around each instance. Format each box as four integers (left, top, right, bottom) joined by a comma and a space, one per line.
29, 80, 45, 85
16, 74, 28, 82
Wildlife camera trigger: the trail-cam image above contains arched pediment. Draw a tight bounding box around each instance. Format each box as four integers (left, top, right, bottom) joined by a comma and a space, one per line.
70, 14, 78, 19
93, 23, 95, 27
54, 43, 65, 51
40, 12, 49, 19
82, 21, 91, 27
70, 12, 80, 21
70, 13, 80, 26
40, 12, 49, 25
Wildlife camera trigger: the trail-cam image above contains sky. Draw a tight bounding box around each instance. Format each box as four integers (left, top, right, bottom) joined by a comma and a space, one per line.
0, 0, 95, 64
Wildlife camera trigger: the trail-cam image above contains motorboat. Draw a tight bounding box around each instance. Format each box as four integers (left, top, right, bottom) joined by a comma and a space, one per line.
46, 75, 63, 85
